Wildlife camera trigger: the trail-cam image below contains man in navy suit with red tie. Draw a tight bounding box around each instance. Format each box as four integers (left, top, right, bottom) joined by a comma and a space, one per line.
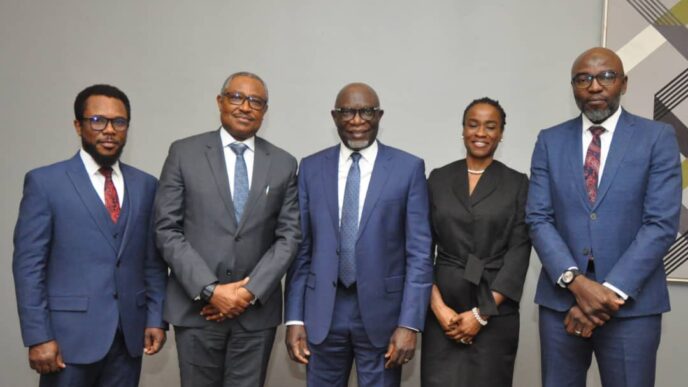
527, 48, 682, 387
13, 84, 167, 386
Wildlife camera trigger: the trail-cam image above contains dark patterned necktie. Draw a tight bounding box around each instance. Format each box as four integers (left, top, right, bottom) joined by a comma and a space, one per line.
229, 143, 249, 222
584, 126, 605, 203
339, 152, 361, 287
99, 167, 120, 223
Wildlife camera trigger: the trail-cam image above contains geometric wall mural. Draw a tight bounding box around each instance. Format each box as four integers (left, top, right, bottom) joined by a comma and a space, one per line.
606, 0, 688, 282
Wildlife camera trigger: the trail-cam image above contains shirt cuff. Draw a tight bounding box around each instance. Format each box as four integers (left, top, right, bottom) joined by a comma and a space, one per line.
557, 266, 579, 288
603, 282, 629, 300
400, 325, 419, 333
285, 321, 304, 326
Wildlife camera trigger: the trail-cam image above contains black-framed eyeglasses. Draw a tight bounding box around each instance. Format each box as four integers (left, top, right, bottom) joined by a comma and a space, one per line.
333, 107, 382, 121
571, 70, 621, 89
221, 92, 267, 110
82, 115, 129, 132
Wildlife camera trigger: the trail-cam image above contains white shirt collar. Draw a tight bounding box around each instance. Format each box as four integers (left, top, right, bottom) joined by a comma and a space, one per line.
79, 148, 122, 177
581, 106, 623, 134
338, 140, 379, 164
220, 127, 256, 151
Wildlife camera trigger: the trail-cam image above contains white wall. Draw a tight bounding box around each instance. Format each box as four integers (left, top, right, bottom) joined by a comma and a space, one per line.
2, 1, 685, 386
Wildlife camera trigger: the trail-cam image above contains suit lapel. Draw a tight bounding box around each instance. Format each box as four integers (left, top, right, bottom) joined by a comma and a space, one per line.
469, 162, 499, 207
450, 160, 471, 212
237, 137, 271, 232
566, 116, 591, 210
322, 146, 341, 235
594, 111, 635, 210
117, 164, 138, 258
358, 143, 392, 239
66, 154, 118, 253
205, 130, 238, 229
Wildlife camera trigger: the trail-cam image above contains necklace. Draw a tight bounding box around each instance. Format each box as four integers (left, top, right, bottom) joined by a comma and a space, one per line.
467, 168, 485, 175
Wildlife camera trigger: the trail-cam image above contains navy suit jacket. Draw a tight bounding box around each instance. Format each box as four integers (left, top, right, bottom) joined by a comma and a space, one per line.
285, 142, 433, 347
13, 153, 167, 364
526, 110, 681, 317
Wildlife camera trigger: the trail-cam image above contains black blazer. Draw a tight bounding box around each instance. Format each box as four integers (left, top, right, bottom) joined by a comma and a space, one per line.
428, 159, 531, 316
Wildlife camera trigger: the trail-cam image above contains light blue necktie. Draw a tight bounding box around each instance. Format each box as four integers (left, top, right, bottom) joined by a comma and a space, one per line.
229, 143, 249, 222
339, 152, 361, 287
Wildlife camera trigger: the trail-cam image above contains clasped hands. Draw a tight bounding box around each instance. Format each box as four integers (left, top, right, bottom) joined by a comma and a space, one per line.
564, 275, 625, 338
200, 277, 254, 322
434, 305, 483, 345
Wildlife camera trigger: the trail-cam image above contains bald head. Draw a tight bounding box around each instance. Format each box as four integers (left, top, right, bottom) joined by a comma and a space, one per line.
334, 82, 380, 108
571, 47, 625, 77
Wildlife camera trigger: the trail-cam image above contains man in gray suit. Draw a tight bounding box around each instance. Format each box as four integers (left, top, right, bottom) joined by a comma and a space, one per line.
155, 72, 301, 387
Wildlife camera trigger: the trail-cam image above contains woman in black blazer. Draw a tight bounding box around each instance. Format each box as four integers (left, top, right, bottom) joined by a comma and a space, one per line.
421, 97, 531, 386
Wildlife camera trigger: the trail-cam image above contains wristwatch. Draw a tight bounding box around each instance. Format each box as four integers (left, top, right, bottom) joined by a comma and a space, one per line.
561, 269, 581, 287
201, 283, 218, 302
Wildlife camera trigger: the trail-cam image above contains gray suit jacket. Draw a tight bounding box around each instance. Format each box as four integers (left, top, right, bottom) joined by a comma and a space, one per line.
155, 129, 301, 330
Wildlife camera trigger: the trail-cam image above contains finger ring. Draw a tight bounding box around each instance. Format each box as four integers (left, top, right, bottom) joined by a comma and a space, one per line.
403, 358, 410, 363
575, 330, 582, 335
219, 312, 224, 317
460, 338, 467, 344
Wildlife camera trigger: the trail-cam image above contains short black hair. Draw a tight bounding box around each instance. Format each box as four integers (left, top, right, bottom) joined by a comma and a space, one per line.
74, 84, 130, 121
462, 97, 506, 130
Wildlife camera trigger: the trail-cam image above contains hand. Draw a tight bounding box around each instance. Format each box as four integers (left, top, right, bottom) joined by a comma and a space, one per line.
143, 328, 167, 355
384, 327, 417, 368
564, 305, 595, 339
28, 340, 66, 374
432, 304, 460, 332
285, 325, 311, 364
568, 275, 624, 326
209, 277, 252, 318
445, 310, 482, 344
200, 304, 227, 322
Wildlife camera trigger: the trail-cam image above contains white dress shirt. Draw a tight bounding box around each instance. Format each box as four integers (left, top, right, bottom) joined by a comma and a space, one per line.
220, 128, 255, 198
580, 106, 622, 184
79, 149, 124, 207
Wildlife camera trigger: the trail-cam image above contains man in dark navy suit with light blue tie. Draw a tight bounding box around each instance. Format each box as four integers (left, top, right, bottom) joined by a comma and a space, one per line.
285, 82, 433, 387
527, 48, 682, 387
13, 84, 168, 386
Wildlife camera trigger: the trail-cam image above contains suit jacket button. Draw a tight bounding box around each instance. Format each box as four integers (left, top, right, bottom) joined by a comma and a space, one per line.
226, 270, 232, 277
116, 260, 121, 268
582, 248, 590, 256
113, 292, 118, 299
590, 213, 597, 220
113, 233, 119, 239
332, 281, 337, 288
235, 236, 241, 242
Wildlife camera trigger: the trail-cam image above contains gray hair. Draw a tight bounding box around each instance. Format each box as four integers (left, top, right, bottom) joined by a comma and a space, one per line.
220, 71, 269, 101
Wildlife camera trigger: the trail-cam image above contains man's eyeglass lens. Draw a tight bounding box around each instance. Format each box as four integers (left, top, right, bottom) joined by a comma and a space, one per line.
223, 93, 266, 110
335, 108, 380, 121
572, 71, 619, 89
83, 116, 129, 131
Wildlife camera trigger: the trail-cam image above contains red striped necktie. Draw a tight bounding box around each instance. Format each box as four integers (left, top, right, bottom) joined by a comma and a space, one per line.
99, 167, 120, 223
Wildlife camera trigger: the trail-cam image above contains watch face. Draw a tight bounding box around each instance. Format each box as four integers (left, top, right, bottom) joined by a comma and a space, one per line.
563, 271, 574, 284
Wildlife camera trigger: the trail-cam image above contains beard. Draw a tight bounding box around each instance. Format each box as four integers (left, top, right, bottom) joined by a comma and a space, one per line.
82, 138, 125, 167
346, 139, 373, 151
579, 96, 621, 124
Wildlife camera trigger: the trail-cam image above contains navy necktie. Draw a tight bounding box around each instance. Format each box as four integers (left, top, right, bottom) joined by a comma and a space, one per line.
339, 152, 361, 287
229, 143, 249, 222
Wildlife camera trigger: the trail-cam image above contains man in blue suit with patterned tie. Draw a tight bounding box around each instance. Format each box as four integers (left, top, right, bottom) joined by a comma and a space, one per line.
285, 82, 433, 386
12, 84, 168, 386
527, 48, 682, 387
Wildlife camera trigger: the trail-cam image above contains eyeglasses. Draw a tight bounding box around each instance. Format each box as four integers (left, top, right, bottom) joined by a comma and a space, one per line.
571, 70, 621, 89
82, 115, 129, 131
333, 107, 382, 121
221, 92, 267, 110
